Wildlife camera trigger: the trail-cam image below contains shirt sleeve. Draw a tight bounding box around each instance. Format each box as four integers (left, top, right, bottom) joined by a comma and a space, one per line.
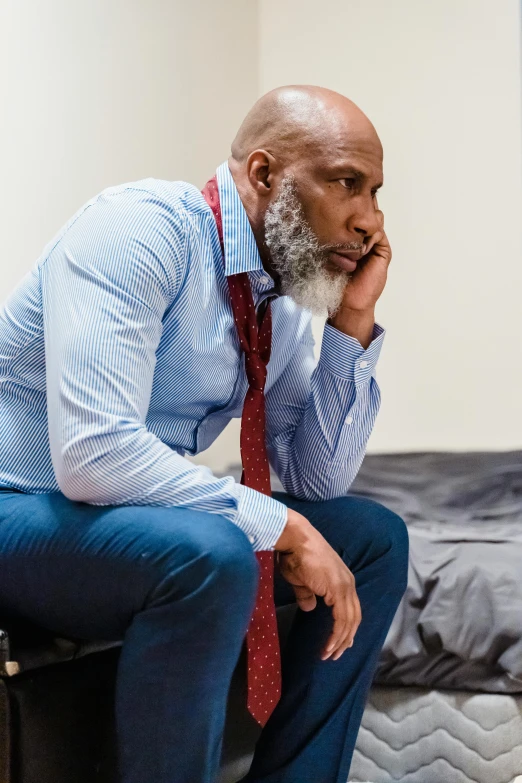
265, 318, 385, 501
41, 188, 287, 551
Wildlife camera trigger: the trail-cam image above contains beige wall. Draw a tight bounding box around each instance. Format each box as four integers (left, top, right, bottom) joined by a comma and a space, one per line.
0, 0, 258, 300
260, 0, 522, 454
2, 1, 521, 474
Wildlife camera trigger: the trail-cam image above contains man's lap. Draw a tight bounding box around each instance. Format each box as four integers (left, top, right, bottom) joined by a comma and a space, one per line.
0, 489, 407, 631
0, 490, 255, 639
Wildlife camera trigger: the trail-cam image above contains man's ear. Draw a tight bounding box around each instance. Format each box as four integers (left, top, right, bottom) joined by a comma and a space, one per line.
246, 149, 277, 196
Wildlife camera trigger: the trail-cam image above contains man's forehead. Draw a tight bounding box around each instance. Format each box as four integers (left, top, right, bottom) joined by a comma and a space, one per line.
302, 117, 383, 176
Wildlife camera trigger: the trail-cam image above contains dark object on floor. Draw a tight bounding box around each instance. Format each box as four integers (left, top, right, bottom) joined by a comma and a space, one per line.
0, 616, 121, 783
0, 604, 296, 783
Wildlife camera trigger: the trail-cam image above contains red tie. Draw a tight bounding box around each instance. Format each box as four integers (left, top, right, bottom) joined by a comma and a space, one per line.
201, 176, 282, 726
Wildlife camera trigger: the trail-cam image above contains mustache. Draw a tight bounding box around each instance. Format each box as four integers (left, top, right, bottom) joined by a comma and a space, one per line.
323, 241, 365, 253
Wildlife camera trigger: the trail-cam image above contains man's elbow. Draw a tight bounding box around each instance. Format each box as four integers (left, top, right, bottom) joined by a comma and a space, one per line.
56, 462, 119, 505
278, 473, 326, 503
278, 465, 355, 503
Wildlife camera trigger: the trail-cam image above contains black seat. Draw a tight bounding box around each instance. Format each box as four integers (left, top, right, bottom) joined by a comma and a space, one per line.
0, 604, 297, 783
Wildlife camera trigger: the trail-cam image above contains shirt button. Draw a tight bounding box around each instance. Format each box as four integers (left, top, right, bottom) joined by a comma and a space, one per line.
259, 276, 270, 285
248, 535, 255, 544
345, 415, 353, 425
359, 360, 369, 369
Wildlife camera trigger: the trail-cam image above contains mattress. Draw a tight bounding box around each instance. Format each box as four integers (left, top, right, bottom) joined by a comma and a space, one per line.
349, 685, 522, 783
220, 686, 522, 783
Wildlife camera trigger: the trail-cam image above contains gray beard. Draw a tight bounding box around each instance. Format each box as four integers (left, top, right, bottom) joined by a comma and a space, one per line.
264, 175, 353, 317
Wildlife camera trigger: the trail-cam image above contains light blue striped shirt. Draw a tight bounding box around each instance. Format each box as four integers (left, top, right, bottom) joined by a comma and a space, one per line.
0, 162, 385, 550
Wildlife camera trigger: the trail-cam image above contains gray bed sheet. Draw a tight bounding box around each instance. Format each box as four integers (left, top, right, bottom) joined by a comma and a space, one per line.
349, 451, 522, 693
227, 450, 522, 693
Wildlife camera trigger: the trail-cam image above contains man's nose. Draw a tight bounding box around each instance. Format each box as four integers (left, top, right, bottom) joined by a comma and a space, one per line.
351, 196, 381, 239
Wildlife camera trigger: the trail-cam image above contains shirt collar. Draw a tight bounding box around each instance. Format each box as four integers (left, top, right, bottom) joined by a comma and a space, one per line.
216, 161, 265, 277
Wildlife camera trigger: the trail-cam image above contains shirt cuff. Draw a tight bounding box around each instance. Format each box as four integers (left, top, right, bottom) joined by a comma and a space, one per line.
234, 483, 288, 551
319, 321, 386, 383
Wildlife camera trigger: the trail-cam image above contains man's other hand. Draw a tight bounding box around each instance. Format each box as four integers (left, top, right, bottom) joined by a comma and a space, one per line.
274, 508, 362, 661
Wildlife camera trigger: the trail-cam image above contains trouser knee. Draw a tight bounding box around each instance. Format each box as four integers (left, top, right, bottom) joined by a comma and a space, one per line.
143, 518, 260, 622
379, 506, 409, 595
357, 501, 409, 596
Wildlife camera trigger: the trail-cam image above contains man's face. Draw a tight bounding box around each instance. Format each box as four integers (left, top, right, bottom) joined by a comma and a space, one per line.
264, 136, 383, 316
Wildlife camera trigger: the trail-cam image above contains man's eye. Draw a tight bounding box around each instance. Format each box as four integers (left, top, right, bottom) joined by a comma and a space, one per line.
340, 178, 356, 189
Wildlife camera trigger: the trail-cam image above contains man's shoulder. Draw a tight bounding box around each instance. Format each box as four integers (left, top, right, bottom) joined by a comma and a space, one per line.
57, 176, 212, 256
98, 177, 209, 219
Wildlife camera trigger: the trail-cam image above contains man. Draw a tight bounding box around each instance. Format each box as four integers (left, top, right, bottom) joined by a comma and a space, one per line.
0, 85, 408, 783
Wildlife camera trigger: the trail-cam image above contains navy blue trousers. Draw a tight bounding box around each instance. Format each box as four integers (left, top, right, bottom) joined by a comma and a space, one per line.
0, 487, 408, 783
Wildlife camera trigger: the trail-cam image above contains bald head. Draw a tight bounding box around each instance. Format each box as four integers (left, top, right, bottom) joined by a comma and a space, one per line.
230, 85, 381, 165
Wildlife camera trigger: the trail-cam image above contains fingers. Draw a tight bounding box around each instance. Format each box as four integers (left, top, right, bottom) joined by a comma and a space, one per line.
363, 202, 385, 256
363, 227, 384, 258
293, 584, 317, 612
362, 225, 392, 271
330, 590, 362, 661
321, 596, 348, 660
372, 192, 384, 227
321, 580, 362, 661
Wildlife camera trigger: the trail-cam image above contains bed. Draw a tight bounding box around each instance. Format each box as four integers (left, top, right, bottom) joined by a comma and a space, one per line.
346, 450, 522, 783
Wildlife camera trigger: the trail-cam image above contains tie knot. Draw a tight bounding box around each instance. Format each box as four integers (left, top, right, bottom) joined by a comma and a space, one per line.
245, 351, 267, 391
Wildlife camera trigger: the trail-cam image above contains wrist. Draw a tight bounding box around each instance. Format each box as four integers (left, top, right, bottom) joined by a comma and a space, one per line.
327, 306, 375, 349
274, 509, 312, 552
